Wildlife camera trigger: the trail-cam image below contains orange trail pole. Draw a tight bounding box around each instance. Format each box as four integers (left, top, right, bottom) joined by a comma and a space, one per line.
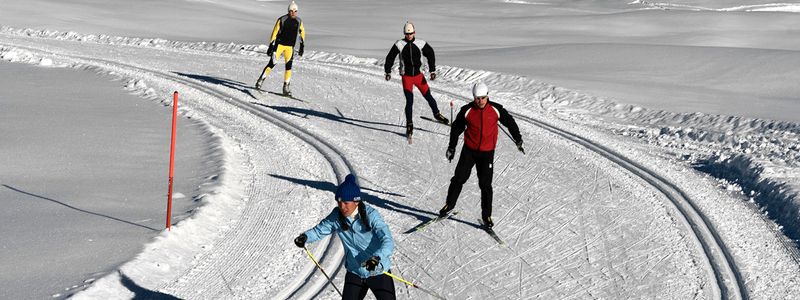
166, 91, 178, 230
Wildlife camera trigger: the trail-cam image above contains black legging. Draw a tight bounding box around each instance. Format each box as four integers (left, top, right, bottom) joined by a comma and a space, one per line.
445, 147, 495, 219
342, 271, 396, 300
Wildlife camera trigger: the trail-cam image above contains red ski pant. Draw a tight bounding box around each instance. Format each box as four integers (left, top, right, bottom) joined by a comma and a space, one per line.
400, 74, 439, 125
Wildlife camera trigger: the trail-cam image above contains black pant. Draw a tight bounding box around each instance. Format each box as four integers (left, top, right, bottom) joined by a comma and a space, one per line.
343, 271, 396, 300
403, 90, 440, 126
445, 147, 494, 219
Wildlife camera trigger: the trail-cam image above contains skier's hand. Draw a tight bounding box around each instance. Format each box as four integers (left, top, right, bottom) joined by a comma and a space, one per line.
363, 256, 380, 271
446, 147, 455, 162
430, 71, 437, 81
385, 74, 391, 81
298, 43, 305, 57
516, 140, 525, 154
266, 42, 275, 56
294, 233, 307, 248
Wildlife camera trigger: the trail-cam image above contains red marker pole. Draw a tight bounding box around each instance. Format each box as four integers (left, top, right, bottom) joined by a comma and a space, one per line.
166, 91, 179, 231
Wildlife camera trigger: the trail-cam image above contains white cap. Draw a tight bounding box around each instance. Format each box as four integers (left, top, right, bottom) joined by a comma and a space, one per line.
472, 82, 489, 98
404, 22, 415, 34
288, 1, 298, 11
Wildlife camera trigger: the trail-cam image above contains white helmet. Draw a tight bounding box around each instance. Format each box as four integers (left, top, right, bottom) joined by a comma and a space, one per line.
472, 82, 489, 98
288, 1, 298, 11
404, 22, 415, 34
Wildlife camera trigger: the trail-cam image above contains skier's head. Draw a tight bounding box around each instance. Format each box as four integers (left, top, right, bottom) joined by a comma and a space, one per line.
403, 22, 415, 40
288, 1, 298, 17
335, 174, 361, 216
472, 82, 489, 108
335, 174, 361, 202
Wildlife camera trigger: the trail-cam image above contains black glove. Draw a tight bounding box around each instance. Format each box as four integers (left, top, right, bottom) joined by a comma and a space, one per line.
298, 43, 304, 57
385, 74, 391, 81
266, 42, 276, 56
430, 71, 437, 81
294, 233, 307, 248
516, 140, 525, 154
446, 147, 455, 162
364, 256, 380, 271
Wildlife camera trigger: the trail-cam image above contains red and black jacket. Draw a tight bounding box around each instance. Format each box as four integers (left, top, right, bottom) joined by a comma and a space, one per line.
449, 101, 522, 152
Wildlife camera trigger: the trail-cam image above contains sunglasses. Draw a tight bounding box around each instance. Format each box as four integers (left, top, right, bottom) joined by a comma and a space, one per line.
404, 32, 415, 35
474, 96, 488, 100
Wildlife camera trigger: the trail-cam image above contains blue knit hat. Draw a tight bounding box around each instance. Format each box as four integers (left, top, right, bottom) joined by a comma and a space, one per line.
335, 174, 361, 202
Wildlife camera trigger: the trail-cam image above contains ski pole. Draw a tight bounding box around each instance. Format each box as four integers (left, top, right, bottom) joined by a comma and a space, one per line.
303, 246, 343, 296
383, 271, 446, 300
449, 100, 454, 124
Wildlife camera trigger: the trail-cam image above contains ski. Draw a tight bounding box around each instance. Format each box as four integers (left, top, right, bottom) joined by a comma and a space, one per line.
265, 90, 305, 102
405, 211, 459, 234
419, 116, 450, 126
478, 219, 504, 245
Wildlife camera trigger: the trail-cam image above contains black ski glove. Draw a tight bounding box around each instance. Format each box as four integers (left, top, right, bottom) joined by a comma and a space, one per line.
294, 233, 307, 248
363, 256, 380, 271
298, 43, 304, 57
385, 74, 391, 81
516, 140, 525, 154
446, 147, 455, 162
266, 42, 276, 56
430, 71, 437, 81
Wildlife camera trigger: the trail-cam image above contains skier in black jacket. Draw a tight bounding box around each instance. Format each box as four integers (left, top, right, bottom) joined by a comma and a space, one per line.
384, 22, 449, 138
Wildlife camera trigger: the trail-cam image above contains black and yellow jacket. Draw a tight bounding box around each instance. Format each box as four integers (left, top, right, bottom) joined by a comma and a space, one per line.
270, 14, 305, 47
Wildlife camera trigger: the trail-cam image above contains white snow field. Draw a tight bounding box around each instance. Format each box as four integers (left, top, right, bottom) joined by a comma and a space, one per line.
1, 0, 799, 299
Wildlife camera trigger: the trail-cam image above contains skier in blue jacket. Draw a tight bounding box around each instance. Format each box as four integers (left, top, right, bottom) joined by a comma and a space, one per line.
294, 174, 396, 300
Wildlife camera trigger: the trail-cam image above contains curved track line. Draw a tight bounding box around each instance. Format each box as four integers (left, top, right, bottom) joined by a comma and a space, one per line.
0, 42, 351, 299
310, 61, 747, 299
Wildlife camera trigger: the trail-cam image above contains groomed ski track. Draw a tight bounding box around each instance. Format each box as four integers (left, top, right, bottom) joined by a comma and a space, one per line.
0, 31, 765, 299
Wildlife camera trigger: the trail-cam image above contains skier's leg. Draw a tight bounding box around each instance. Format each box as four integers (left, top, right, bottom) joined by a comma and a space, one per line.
366, 272, 396, 300
475, 150, 495, 220
255, 57, 277, 88
401, 75, 415, 126
444, 147, 476, 209
416, 77, 441, 115
283, 45, 295, 83
343, 272, 370, 300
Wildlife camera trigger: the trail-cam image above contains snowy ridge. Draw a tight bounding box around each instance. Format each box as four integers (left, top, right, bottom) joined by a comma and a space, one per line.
629, 1, 800, 12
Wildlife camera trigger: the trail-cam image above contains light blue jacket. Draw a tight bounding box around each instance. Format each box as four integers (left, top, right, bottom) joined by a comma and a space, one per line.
304, 205, 394, 278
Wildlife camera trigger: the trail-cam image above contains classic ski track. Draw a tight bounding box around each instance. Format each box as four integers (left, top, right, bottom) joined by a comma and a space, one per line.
0, 36, 747, 299
0, 42, 355, 299
309, 61, 747, 300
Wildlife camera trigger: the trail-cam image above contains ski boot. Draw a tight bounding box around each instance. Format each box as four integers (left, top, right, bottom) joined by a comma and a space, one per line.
405, 123, 414, 144
482, 216, 494, 228
255, 77, 265, 91
282, 82, 292, 97
433, 112, 450, 125
438, 204, 453, 218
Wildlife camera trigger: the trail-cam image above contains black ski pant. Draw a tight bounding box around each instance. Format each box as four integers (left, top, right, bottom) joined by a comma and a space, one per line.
342, 271, 396, 300
445, 147, 494, 219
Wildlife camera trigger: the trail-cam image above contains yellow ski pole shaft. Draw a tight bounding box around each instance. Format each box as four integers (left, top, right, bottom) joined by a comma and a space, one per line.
382, 271, 446, 300
303, 246, 343, 296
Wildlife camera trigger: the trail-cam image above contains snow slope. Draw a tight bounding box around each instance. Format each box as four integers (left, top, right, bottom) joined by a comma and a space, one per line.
1, 0, 799, 299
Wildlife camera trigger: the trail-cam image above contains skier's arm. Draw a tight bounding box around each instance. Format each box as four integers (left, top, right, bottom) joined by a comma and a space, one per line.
303, 208, 340, 244
497, 104, 523, 144
269, 18, 282, 43
422, 43, 436, 73
448, 106, 468, 150
299, 21, 305, 42
384, 45, 400, 75
369, 212, 394, 270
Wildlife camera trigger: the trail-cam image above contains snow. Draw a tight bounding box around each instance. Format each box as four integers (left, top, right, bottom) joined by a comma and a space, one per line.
1, 0, 799, 299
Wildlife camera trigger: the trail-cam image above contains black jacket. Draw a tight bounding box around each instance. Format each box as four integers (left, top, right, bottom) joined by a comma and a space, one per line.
384, 38, 435, 76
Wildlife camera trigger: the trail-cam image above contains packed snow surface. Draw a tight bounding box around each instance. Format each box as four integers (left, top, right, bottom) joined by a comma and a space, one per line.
1, 0, 799, 299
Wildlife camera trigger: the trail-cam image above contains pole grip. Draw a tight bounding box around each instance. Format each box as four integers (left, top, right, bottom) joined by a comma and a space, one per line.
166, 91, 178, 230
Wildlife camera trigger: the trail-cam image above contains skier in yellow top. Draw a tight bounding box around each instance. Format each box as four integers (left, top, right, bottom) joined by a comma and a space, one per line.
255, 1, 305, 97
